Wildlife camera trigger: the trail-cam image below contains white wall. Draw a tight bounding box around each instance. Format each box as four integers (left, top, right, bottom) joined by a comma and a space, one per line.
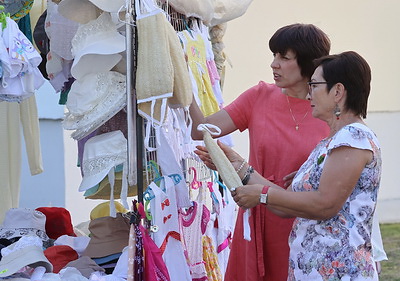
220, 0, 400, 222
20, 0, 400, 224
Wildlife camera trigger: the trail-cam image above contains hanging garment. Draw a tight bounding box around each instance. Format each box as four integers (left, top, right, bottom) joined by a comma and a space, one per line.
179, 200, 210, 281
158, 123, 191, 208
140, 224, 171, 281
0, 17, 45, 103
164, 16, 192, 110
44, 0, 78, 92
147, 176, 191, 281
178, 29, 219, 117
0, 95, 43, 223
135, 0, 173, 125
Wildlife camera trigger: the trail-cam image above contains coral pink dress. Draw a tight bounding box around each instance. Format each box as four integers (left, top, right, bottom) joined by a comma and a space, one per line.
224, 81, 329, 281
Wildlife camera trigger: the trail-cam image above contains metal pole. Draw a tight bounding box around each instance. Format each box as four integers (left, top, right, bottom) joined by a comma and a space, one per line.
126, 0, 144, 204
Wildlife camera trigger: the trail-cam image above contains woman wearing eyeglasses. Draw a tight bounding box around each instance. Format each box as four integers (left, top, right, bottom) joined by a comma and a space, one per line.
190, 24, 331, 281
219, 51, 381, 280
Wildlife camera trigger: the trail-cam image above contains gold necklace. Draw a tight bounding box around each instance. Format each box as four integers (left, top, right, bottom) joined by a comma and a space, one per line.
286, 95, 310, 130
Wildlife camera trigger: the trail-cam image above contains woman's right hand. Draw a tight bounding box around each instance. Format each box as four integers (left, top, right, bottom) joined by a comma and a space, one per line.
194, 140, 245, 171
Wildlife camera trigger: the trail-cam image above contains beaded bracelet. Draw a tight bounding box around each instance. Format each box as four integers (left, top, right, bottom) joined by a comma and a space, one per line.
241, 165, 254, 185
236, 159, 247, 174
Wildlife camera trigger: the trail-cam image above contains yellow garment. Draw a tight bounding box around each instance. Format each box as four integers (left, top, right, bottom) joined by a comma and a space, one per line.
182, 30, 219, 117
0, 95, 43, 223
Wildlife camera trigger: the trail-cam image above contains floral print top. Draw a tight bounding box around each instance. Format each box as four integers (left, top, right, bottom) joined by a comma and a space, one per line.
288, 123, 381, 281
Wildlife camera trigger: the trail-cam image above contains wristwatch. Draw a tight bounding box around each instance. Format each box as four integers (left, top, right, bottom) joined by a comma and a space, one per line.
260, 185, 270, 205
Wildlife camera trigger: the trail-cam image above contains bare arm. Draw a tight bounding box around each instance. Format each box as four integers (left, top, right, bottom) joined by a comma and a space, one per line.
189, 99, 237, 140
235, 146, 372, 220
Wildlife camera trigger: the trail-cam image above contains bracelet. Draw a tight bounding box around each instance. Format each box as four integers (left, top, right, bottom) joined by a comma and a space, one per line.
235, 159, 247, 173
260, 185, 270, 205
241, 165, 254, 185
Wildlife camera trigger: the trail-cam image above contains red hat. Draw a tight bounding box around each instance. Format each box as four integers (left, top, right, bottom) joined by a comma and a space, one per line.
44, 245, 79, 273
36, 207, 76, 239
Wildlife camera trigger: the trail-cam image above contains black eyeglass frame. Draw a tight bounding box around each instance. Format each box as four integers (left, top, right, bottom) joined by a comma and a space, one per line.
307, 81, 328, 86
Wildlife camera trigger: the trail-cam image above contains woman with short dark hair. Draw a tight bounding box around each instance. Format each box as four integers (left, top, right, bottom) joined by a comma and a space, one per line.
190, 23, 331, 281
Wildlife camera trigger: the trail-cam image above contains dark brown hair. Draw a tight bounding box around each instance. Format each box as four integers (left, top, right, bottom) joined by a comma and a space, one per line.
314, 51, 371, 118
269, 23, 331, 79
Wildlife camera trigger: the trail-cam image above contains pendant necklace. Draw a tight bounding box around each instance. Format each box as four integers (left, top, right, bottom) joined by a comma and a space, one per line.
286, 95, 310, 130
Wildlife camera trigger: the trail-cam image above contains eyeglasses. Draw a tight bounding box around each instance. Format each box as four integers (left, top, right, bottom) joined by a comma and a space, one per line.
308, 81, 328, 93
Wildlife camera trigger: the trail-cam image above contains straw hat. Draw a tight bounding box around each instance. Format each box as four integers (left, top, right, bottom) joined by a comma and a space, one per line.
10, 0, 34, 21
90, 201, 128, 220
84, 169, 138, 200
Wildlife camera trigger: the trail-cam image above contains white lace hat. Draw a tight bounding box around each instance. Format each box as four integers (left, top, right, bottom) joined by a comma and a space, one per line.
70, 12, 126, 80
79, 130, 127, 192
0, 235, 53, 277
62, 71, 127, 140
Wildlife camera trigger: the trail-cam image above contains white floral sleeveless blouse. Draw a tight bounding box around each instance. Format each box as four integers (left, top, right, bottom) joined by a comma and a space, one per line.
289, 123, 381, 281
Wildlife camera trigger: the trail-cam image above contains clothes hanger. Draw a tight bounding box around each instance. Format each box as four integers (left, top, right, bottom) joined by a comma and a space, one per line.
147, 160, 163, 187
0, 5, 10, 30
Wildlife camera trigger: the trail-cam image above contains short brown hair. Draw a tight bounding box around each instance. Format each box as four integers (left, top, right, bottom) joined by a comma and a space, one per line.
269, 23, 331, 79
314, 51, 371, 118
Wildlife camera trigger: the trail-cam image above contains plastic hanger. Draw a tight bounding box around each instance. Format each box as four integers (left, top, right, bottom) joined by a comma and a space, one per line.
147, 160, 163, 186
188, 167, 202, 190
0, 6, 10, 30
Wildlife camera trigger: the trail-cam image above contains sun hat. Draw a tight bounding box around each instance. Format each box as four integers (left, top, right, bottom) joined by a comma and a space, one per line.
0, 235, 53, 277
44, 245, 78, 273
83, 168, 138, 200
70, 12, 126, 80
10, 0, 34, 21
82, 213, 130, 258
0, 208, 52, 248
92, 252, 122, 265
54, 235, 90, 256
89, 201, 128, 220
1, 0, 24, 17
58, 0, 102, 25
78, 130, 127, 192
62, 71, 127, 140
65, 256, 105, 278
35, 207, 76, 240
88, 0, 125, 12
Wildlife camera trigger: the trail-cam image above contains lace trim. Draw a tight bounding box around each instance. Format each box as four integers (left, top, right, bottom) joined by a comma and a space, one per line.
82, 155, 127, 177
62, 72, 127, 140
1, 235, 42, 257
71, 13, 120, 57
66, 71, 126, 117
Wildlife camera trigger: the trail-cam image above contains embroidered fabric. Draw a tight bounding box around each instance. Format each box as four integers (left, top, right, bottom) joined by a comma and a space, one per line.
1, 235, 42, 257
82, 154, 127, 177
70, 12, 125, 79
62, 71, 126, 140
3, 18, 41, 76
71, 13, 120, 58
45, 0, 79, 60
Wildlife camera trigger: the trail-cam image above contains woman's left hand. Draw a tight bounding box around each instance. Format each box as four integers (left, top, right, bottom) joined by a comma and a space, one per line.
231, 184, 264, 209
